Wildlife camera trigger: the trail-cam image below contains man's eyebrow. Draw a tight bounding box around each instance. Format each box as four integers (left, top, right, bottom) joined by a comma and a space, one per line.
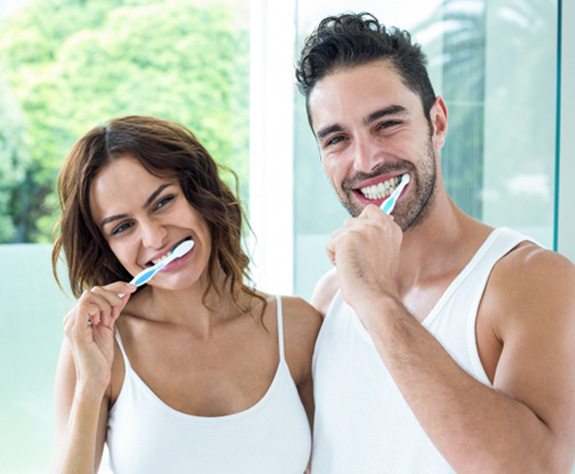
365, 105, 408, 124
315, 105, 408, 140
100, 183, 172, 228
316, 124, 345, 141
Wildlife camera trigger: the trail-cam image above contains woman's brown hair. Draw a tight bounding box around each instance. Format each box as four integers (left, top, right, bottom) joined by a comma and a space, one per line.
52, 115, 262, 311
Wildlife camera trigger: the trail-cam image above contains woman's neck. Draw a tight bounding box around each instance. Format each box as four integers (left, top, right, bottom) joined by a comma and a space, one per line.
125, 269, 257, 331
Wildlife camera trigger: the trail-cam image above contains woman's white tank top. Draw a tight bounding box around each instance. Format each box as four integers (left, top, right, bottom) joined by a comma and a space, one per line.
104, 295, 311, 473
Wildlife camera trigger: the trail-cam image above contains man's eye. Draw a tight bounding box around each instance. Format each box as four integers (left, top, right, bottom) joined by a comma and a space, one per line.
378, 120, 401, 129
111, 222, 133, 235
326, 135, 346, 147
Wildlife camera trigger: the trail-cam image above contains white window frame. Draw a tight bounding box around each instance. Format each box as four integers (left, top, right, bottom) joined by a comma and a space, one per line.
558, 0, 575, 260
248, 0, 296, 294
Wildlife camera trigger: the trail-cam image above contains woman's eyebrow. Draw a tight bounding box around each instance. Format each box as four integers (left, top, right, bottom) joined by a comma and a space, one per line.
101, 213, 129, 228
143, 183, 172, 210
100, 183, 172, 228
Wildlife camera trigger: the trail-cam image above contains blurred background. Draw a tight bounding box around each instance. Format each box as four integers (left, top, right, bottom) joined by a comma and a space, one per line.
0, 0, 573, 471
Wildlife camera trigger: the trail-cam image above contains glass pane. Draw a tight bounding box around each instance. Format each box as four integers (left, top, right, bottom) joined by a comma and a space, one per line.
0, 245, 70, 472
293, 0, 558, 298
482, 0, 557, 244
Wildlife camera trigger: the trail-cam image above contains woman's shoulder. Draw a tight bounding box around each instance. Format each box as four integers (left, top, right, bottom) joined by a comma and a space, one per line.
274, 295, 322, 364
255, 292, 320, 323
270, 295, 321, 384
277, 294, 322, 331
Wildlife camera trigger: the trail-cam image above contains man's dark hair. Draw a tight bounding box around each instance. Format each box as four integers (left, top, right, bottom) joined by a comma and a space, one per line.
295, 12, 436, 124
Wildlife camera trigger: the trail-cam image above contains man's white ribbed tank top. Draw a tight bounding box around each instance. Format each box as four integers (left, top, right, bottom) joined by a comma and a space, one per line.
105, 295, 311, 473
311, 227, 534, 473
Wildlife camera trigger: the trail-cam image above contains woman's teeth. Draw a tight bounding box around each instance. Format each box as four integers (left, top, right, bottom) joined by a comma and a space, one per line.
151, 253, 170, 266
360, 176, 402, 200
148, 238, 193, 267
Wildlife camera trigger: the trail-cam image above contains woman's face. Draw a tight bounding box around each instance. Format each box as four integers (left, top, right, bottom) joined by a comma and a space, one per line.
89, 154, 212, 291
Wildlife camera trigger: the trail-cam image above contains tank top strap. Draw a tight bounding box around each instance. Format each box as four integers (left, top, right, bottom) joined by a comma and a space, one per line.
275, 295, 286, 362
114, 329, 133, 371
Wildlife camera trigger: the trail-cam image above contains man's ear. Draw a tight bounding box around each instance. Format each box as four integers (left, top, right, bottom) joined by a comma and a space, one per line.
430, 96, 448, 150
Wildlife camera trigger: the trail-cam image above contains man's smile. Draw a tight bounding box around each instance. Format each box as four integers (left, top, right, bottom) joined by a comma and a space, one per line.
356, 175, 403, 200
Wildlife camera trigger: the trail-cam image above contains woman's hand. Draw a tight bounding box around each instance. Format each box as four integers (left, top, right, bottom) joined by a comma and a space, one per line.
63, 281, 137, 395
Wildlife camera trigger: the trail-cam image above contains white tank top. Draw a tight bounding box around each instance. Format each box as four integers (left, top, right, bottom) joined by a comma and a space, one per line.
311, 227, 534, 473
105, 295, 311, 473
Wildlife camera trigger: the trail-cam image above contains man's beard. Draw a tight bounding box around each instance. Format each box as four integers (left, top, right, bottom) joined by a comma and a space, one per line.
336, 136, 437, 232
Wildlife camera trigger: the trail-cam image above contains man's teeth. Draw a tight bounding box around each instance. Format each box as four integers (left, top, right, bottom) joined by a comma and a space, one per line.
360, 176, 402, 200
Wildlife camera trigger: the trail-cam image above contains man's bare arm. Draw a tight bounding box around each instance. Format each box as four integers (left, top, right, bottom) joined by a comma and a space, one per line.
356, 246, 575, 473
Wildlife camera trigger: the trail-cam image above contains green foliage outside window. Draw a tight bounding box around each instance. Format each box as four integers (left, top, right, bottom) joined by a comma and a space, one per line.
0, 0, 250, 243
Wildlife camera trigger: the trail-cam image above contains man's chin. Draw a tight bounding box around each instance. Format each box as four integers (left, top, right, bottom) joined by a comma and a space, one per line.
339, 190, 381, 216
340, 199, 364, 218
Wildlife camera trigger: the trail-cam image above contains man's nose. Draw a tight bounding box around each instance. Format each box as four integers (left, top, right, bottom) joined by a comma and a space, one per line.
352, 137, 382, 173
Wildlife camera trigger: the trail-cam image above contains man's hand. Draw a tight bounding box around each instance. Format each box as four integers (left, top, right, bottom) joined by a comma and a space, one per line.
326, 204, 403, 315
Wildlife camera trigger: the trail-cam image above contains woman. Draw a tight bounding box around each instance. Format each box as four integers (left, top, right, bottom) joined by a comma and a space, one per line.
51, 116, 321, 473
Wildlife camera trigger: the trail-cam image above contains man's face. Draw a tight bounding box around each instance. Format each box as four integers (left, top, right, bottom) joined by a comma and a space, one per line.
308, 60, 446, 230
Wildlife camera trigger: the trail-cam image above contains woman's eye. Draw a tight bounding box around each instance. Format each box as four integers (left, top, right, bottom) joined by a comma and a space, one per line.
154, 195, 174, 211
111, 222, 133, 235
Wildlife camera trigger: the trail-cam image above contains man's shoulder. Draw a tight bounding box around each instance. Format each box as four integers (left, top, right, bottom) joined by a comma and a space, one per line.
496, 239, 575, 283
487, 239, 575, 326
311, 268, 339, 318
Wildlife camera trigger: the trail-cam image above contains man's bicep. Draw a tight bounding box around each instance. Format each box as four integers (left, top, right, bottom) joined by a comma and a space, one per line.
493, 250, 575, 454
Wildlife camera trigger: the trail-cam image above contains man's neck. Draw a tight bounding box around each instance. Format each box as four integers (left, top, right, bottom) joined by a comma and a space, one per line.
397, 194, 491, 289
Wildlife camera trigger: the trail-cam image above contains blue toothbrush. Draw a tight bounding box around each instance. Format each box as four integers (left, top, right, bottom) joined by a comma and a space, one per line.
130, 239, 195, 287
380, 174, 410, 214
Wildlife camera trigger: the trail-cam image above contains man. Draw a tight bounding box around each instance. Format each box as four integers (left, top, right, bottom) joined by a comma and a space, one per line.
295, 12, 575, 473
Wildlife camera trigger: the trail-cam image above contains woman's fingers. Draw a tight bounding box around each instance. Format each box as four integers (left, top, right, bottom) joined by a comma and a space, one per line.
103, 282, 137, 317
83, 291, 113, 328
88, 288, 120, 327
65, 282, 137, 333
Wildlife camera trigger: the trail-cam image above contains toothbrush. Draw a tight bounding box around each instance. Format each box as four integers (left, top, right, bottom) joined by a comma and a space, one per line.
380, 174, 410, 214
129, 239, 195, 287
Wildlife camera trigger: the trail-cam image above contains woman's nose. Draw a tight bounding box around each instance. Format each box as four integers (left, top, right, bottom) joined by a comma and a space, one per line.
140, 219, 168, 249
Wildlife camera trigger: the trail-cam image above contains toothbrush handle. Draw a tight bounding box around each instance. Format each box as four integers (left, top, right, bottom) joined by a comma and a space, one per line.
119, 243, 189, 295
381, 192, 399, 214
118, 264, 163, 298
131, 263, 165, 287
382, 197, 397, 214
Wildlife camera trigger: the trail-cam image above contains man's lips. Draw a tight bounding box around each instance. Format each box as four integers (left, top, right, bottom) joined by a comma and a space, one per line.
351, 174, 405, 202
